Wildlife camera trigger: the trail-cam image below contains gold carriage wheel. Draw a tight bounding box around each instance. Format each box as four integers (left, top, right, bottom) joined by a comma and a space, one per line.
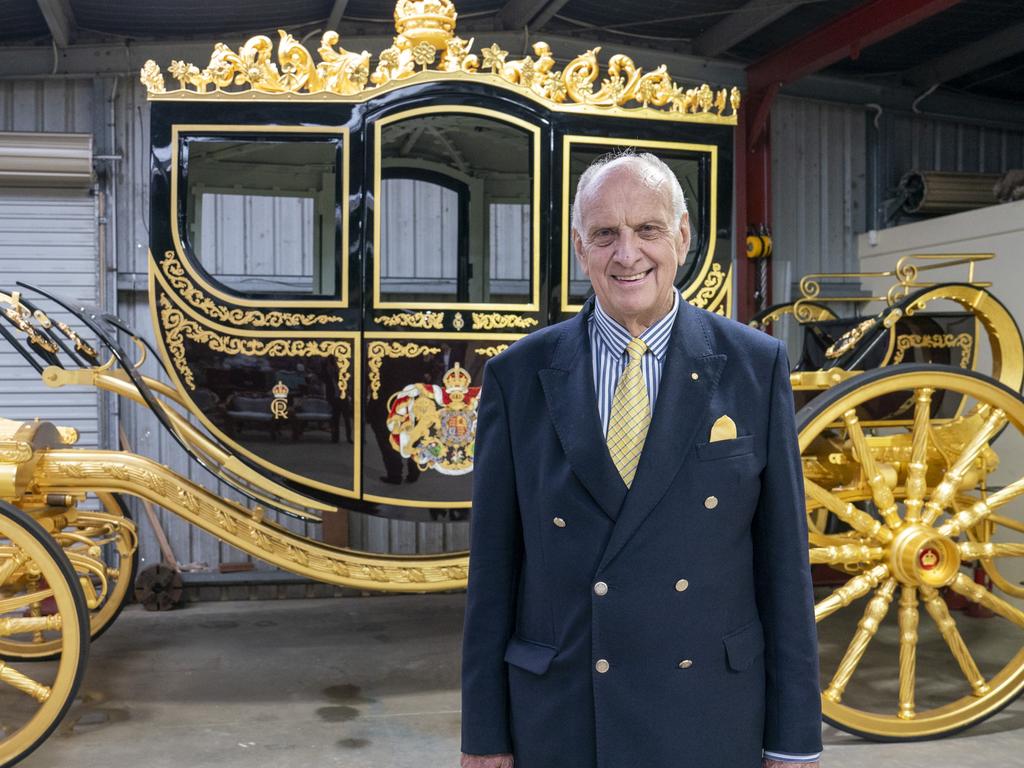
0, 493, 137, 661
799, 364, 1024, 739
0, 503, 89, 768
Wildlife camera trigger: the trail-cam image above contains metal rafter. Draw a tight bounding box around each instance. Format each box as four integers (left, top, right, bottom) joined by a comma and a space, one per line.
746, 0, 962, 92
499, 0, 571, 31
35, 0, 76, 48
907, 20, 1024, 88
694, 0, 812, 58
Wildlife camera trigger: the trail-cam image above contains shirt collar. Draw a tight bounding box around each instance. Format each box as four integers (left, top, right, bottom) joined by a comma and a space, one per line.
591, 290, 678, 362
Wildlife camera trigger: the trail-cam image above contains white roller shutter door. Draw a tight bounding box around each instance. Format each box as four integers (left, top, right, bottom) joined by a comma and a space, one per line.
0, 191, 99, 446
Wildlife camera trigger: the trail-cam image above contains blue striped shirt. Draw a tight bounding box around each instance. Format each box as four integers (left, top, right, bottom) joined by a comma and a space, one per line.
587, 292, 821, 766
589, 292, 678, 436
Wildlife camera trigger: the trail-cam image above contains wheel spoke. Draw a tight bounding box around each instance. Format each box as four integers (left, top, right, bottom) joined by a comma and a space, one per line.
824, 579, 897, 703
989, 513, 1024, 536
898, 586, 918, 719
959, 542, 1024, 559
938, 477, 1024, 537
0, 550, 29, 588
805, 480, 893, 543
902, 388, 934, 524
920, 585, 989, 696
922, 406, 1007, 526
0, 588, 55, 615
842, 409, 901, 528
949, 572, 1024, 631
0, 615, 62, 637
815, 564, 891, 622
0, 660, 52, 703
809, 544, 885, 565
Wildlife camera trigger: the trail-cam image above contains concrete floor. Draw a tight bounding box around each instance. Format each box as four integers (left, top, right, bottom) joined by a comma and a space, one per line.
14, 592, 1024, 768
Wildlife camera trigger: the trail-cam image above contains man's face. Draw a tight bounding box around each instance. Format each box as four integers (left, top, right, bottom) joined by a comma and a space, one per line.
572, 163, 690, 333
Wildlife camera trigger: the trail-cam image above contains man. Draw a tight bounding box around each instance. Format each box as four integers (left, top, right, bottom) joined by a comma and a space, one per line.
461, 152, 822, 768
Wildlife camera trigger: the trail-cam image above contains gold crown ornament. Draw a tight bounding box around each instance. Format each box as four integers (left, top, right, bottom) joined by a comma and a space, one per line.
394, 0, 457, 49
272, 381, 290, 399
443, 363, 472, 393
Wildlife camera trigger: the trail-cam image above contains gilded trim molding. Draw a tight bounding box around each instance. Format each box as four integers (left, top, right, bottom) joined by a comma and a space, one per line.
159, 251, 345, 327
158, 294, 352, 398
374, 312, 445, 330
367, 341, 441, 400
471, 312, 538, 330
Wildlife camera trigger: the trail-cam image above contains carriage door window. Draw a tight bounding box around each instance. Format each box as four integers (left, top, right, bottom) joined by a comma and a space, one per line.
183, 136, 340, 296
376, 111, 537, 307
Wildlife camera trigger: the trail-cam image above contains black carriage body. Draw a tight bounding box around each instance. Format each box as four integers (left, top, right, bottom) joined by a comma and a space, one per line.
148, 82, 735, 519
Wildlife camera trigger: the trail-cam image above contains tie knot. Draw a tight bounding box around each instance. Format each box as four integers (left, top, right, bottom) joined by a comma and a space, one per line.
625, 338, 647, 362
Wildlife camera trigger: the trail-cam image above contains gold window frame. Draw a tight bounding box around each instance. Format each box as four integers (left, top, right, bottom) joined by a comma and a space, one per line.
361, 330, 526, 508
560, 135, 719, 314
150, 267, 363, 499
372, 105, 542, 311
170, 123, 351, 308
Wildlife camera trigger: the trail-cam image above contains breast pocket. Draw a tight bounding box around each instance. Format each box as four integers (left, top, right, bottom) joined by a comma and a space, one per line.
695, 434, 755, 461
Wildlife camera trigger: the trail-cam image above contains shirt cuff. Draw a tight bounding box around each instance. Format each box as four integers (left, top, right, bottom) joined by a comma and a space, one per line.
763, 751, 822, 762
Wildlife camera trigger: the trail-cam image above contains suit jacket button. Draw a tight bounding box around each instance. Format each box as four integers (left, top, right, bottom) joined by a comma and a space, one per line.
678, 659, 693, 669
553, 517, 566, 527
704, 495, 718, 510
595, 659, 610, 673
675, 579, 689, 592
594, 581, 608, 596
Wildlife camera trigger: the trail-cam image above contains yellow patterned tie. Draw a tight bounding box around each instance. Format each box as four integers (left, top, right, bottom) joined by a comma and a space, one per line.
606, 338, 650, 488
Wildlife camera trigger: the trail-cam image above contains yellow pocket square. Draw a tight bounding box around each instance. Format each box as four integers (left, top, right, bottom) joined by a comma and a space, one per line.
709, 415, 737, 443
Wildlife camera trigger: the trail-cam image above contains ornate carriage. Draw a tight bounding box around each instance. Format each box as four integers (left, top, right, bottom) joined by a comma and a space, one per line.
1, 1, 1022, 764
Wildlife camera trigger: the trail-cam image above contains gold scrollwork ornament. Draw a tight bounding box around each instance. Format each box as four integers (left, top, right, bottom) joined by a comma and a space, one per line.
367, 340, 441, 400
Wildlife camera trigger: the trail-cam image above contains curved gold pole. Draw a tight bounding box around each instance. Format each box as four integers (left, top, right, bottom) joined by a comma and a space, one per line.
31, 450, 469, 592
42, 366, 333, 517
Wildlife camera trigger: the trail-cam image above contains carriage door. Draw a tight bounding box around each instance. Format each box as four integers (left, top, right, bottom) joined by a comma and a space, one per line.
362, 103, 544, 512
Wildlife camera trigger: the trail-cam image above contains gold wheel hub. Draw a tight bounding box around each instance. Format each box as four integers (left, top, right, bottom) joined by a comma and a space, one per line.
887, 524, 960, 588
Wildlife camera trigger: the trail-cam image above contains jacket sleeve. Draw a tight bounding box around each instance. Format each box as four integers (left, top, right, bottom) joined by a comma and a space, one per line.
753, 341, 823, 756
461, 362, 523, 755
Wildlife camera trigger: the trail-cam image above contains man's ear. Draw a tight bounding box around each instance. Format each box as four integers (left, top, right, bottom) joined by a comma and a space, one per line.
676, 212, 692, 266
572, 229, 589, 275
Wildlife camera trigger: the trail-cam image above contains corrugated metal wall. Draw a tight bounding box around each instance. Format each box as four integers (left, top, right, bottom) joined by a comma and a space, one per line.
5, 75, 1024, 578
770, 96, 867, 304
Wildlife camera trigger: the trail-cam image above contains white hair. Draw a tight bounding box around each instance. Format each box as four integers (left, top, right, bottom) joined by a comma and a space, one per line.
570, 150, 687, 233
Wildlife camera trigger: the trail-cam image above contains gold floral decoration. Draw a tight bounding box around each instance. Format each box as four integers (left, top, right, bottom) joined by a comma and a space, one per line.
158, 295, 352, 398
474, 345, 509, 357
892, 333, 973, 368
471, 312, 538, 330
685, 263, 727, 310
374, 312, 445, 330
139, 1, 740, 124
367, 340, 440, 400
159, 251, 345, 328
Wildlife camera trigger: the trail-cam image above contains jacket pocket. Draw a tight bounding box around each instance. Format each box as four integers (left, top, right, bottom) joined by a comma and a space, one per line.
695, 434, 755, 461
723, 620, 765, 672
504, 635, 558, 675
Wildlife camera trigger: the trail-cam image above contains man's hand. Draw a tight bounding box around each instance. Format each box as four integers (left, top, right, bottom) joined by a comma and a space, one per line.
461, 753, 513, 768
763, 760, 819, 768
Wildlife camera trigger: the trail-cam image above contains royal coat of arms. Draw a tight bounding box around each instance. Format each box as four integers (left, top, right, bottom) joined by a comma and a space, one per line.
385, 363, 481, 475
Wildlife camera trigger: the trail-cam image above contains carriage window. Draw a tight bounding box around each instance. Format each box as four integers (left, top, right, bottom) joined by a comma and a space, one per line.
183, 137, 340, 296
377, 113, 534, 305
566, 143, 704, 306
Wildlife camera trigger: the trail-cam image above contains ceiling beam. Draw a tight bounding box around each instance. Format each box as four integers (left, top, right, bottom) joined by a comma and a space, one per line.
906, 20, 1024, 87
747, 0, 961, 92
499, 0, 572, 31
36, 0, 76, 47
326, 0, 350, 32
693, 0, 812, 58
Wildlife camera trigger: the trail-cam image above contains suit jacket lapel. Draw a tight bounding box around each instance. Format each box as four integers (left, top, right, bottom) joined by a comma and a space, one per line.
539, 300, 627, 521
598, 299, 727, 571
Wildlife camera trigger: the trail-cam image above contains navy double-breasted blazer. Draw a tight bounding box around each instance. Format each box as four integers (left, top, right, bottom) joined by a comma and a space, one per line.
461, 296, 822, 768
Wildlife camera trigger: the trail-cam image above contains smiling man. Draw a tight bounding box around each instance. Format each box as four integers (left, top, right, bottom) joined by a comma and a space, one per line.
460, 152, 822, 768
